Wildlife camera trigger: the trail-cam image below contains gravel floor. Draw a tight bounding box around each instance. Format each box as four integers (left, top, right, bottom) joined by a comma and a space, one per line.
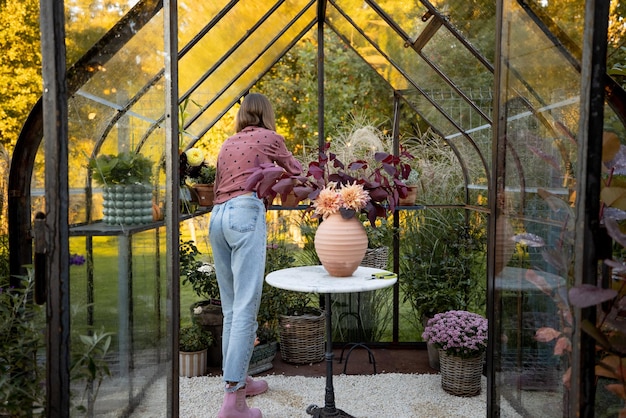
132, 373, 523, 417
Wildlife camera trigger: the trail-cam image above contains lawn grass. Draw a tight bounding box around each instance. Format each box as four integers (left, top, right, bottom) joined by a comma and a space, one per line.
67, 214, 430, 359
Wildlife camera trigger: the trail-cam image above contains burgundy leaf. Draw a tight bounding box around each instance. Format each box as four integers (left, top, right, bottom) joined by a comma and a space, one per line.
535, 327, 561, 342
381, 162, 397, 177
273, 178, 296, 195
308, 165, 324, 180
605, 259, 626, 273
569, 284, 617, 308
525, 270, 553, 296
374, 152, 390, 163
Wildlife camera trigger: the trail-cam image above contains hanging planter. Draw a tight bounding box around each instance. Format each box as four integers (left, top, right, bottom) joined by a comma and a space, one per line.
314, 213, 368, 277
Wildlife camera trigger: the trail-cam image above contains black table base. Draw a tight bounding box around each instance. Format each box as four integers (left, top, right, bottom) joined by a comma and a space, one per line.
306, 405, 354, 418
305, 293, 355, 418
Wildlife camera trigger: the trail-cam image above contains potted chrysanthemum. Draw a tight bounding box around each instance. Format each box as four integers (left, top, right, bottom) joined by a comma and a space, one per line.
422, 310, 488, 397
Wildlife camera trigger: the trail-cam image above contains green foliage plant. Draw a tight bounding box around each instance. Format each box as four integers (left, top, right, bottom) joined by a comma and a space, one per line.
179, 323, 213, 352
400, 209, 486, 321
0, 271, 45, 415
88, 151, 153, 186
362, 215, 395, 249
70, 328, 113, 416
194, 165, 217, 185
180, 238, 220, 301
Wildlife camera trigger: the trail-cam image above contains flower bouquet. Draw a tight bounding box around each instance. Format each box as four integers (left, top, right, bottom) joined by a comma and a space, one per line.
422, 310, 488, 359
312, 181, 370, 220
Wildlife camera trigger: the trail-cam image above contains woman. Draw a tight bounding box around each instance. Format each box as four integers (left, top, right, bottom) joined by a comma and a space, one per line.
209, 93, 302, 418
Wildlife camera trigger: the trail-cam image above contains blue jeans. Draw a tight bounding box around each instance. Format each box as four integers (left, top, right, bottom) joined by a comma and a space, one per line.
209, 193, 266, 392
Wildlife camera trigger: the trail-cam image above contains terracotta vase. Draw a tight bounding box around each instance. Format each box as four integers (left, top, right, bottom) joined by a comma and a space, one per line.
314, 213, 368, 277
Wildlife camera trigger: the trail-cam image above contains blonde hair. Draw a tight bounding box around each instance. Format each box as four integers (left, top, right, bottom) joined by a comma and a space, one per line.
235, 93, 276, 132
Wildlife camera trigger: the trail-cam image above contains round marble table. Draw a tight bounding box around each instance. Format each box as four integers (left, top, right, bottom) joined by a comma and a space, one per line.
266, 265, 397, 418
265, 265, 396, 294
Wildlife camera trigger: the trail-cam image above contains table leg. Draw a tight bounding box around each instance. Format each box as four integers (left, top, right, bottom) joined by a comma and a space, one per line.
306, 293, 354, 418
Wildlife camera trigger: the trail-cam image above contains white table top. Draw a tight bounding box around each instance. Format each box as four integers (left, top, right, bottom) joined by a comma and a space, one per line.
265, 265, 397, 294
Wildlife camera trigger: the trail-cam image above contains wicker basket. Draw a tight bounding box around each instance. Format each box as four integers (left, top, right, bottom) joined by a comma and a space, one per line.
279, 308, 325, 364
361, 247, 389, 269
438, 349, 484, 397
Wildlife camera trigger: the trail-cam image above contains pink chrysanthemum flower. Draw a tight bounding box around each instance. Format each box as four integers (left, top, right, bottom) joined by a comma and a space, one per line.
340, 183, 370, 211
421, 310, 488, 359
313, 183, 342, 219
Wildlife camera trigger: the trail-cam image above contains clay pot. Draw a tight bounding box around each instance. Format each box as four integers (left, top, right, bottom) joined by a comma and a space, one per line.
399, 186, 418, 206
314, 213, 368, 277
192, 184, 214, 207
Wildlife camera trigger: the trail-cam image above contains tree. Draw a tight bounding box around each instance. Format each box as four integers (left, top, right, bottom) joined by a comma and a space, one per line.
0, 0, 41, 149
256, 28, 395, 155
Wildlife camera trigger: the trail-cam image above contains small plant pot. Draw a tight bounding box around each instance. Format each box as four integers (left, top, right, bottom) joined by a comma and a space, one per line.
179, 349, 207, 377
399, 186, 417, 206
192, 184, 214, 206
191, 300, 223, 367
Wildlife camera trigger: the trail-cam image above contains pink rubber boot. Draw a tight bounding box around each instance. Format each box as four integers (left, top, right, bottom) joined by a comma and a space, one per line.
217, 387, 262, 418
245, 376, 268, 397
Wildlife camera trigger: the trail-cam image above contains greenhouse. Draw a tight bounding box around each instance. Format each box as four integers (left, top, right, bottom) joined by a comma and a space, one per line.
2, 0, 624, 416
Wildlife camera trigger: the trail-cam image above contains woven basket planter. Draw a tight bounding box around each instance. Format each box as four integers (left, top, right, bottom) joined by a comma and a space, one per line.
438, 349, 484, 397
279, 308, 325, 364
361, 247, 389, 269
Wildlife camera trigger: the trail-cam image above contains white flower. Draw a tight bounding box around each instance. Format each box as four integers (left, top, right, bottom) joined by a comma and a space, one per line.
193, 306, 203, 315
198, 263, 215, 275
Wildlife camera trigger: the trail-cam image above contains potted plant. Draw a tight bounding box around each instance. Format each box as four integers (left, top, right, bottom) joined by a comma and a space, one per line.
88, 151, 154, 225
180, 238, 223, 368
399, 168, 420, 206
179, 323, 213, 377
422, 310, 488, 396
400, 208, 486, 370
182, 148, 216, 207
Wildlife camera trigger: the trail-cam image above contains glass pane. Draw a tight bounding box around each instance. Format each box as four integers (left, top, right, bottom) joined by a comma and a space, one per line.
328, 2, 492, 187
63, 5, 169, 416
181, 0, 316, 141
493, 0, 583, 415
65, 1, 141, 64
